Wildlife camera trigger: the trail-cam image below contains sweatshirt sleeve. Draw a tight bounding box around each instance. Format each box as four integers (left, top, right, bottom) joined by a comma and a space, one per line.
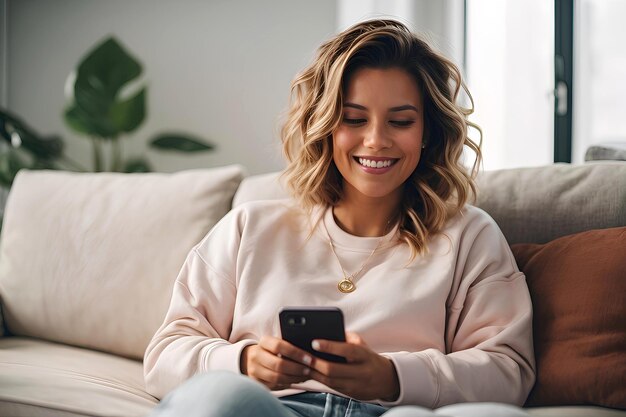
379, 213, 536, 408
143, 212, 257, 399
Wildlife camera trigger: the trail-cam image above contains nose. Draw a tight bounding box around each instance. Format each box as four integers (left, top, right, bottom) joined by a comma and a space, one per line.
362, 120, 392, 150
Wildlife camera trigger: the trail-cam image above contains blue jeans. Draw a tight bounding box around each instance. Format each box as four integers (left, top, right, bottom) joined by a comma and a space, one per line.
147, 371, 530, 417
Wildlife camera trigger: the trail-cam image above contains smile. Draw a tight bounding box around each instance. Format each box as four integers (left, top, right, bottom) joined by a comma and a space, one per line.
354, 157, 399, 169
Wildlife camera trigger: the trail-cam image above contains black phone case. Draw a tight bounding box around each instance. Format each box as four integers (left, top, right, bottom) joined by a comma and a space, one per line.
279, 307, 347, 363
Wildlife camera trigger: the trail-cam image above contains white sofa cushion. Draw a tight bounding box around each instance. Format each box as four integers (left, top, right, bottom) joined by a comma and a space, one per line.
0, 166, 244, 359
232, 171, 289, 207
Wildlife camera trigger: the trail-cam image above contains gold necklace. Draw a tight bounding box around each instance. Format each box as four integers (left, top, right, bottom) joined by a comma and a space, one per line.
323, 216, 387, 294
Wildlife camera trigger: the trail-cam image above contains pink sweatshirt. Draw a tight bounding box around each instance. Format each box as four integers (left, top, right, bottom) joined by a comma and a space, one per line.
144, 200, 535, 407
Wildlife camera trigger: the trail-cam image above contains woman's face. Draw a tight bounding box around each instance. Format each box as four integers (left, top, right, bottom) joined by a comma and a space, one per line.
332, 67, 424, 203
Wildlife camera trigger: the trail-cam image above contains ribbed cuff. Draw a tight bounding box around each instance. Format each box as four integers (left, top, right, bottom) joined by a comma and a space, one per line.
377, 351, 439, 408
204, 339, 258, 374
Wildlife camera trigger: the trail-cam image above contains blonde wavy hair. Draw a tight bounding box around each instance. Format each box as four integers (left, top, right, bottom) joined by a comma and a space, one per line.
281, 19, 482, 258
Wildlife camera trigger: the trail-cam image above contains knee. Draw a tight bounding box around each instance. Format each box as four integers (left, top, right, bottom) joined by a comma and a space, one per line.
180, 370, 269, 402
153, 371, 272, 417
192, 370, 266, 395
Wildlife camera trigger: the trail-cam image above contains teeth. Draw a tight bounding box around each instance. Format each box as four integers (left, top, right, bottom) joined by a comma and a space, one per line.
358, 158, 394, 168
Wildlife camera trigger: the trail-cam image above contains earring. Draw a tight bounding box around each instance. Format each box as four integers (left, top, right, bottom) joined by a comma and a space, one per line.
421, 143, 426, 149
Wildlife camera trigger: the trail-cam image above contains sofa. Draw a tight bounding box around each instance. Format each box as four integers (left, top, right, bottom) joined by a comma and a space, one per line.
0, 162, 624, 417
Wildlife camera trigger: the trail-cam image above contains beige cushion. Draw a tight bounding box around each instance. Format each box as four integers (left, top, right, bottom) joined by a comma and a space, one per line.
0, 166, 244, 359
0, 337, 157, 417
233, 163, 626, 244
476, 162, 626, 243
232, 171, 289, 207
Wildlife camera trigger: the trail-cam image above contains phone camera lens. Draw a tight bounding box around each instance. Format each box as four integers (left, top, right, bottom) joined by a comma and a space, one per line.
286, 315, 307, 326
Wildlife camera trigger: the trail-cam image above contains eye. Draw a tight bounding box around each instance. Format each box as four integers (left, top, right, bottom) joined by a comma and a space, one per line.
390, 120, 415, 127
343, 118, 366, 125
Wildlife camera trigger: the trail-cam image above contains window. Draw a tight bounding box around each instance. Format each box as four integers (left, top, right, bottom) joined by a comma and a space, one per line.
573, 0, 626, 163
466, 0, 555, 170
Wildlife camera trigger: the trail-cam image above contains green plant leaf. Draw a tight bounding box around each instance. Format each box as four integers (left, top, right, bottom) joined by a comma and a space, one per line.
74, 37, 142, 103
0, 148, 30, 187
123, 157, 152, 173
149, 134, 215, 152
1, 108, 65, 160
67, 92, 119, 138
27, 135, 64, 162
65, 102, 120, 138
64, 105, 97, 136
65, 36, 145, 138
110, 88, 146, 133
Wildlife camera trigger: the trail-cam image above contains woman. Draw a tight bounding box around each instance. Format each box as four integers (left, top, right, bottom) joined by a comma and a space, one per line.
144, 19, 535, 417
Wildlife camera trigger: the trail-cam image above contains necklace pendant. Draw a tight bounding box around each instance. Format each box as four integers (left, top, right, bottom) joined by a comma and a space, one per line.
338, 278, 356, 293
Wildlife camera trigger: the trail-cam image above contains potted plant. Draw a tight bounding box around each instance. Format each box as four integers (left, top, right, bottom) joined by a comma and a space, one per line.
64, 36, 214, 172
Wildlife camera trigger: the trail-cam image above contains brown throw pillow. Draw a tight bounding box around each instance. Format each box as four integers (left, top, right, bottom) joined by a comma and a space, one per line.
511, 227, 626, 409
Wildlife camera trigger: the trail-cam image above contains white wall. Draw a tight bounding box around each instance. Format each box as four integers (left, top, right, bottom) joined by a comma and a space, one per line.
4, 1, 461, 175
337, 0, 465, 69
5, 0, 336, 174
1, 0, 7, 107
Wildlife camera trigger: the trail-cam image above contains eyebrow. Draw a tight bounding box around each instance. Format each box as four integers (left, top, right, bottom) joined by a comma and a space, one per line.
344, 102, 419, 113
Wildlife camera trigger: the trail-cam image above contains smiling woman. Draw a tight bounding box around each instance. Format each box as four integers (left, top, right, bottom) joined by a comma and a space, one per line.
281, 19, 482, 256
143, 19, 535, 417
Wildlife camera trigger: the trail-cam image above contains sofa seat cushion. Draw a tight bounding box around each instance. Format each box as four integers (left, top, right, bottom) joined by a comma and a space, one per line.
0, 337, 157, 417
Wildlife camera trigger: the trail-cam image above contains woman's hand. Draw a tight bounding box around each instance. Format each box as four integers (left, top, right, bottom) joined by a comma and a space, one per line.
307, 332, 400, 401
240, 336, 314, 391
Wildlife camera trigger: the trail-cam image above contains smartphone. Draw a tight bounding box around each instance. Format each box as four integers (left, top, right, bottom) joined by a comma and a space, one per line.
279, 307, 347, 363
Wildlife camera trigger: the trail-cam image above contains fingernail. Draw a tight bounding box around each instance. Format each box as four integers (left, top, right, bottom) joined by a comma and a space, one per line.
302, 355, 312, 365
311, 340, 321, 351
303, 367, 310, 376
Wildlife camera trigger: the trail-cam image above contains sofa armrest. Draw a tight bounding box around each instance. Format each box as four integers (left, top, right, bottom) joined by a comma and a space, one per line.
585, 142, 626, 161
